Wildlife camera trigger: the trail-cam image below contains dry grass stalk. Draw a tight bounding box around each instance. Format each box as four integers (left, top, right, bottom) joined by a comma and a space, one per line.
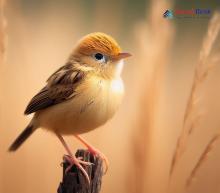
169, 12, 220, 178
0, 0, 7, 64
185, 134, 220, 188
0, 0, 6, 127
130, 1, 174, 193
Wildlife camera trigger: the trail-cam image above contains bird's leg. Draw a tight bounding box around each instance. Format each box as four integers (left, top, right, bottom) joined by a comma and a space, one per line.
55, 133, 91, 184
74, 135, 109, 174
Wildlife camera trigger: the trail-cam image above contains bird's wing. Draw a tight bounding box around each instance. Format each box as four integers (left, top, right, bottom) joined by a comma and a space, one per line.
24, 63, 85, 115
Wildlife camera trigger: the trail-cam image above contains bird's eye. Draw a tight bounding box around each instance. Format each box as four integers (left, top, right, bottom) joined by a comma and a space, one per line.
94, 53, 104, 60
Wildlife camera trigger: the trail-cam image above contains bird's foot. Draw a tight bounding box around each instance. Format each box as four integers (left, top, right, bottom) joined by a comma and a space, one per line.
74, 135, 109, 174
63, 155, 91, 184
87, 147, 109, 174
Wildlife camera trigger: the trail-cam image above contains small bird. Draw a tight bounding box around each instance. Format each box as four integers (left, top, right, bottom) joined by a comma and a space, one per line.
8, 32, 131, 183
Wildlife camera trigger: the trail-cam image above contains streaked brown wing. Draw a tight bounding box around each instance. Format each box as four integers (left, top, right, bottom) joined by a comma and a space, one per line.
24, 63, 84, 115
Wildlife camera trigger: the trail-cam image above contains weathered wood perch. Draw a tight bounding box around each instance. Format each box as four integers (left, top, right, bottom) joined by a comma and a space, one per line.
57, 149, 103, 193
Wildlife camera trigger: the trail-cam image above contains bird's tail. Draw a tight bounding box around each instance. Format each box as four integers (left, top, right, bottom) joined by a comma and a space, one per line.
8, 121, 36, 152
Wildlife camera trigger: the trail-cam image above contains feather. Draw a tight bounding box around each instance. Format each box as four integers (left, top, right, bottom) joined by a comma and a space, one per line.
24, 63, 85, 115
75, 32, 121, 56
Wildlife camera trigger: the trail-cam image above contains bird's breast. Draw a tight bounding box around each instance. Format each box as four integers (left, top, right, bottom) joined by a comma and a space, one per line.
38, 76, 124, 135
74, 76, 124, 133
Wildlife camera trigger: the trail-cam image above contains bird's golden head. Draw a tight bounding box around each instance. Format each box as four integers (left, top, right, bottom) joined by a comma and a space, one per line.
70, 32, 131, 78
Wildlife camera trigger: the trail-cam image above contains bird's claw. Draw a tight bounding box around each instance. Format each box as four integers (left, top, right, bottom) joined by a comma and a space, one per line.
63, 155, 91, 185
87, 148, 109, 174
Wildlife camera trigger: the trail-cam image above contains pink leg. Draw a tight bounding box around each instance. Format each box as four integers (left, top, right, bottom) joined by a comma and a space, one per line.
56, 133, 91, 184
74, 135, 109, 174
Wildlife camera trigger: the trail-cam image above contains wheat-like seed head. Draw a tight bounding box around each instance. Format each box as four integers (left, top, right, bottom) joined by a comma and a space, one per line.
169, 12, 220, 180
185, 134, 220, 188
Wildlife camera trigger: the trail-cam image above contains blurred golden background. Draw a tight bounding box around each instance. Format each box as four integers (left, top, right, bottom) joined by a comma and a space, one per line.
1, 0, 220, 193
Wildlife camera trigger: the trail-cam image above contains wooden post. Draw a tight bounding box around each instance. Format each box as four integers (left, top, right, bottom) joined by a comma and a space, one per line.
57, 149, 103, 193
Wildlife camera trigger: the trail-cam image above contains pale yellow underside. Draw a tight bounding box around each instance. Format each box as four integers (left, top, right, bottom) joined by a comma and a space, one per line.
35, 75, 124, 135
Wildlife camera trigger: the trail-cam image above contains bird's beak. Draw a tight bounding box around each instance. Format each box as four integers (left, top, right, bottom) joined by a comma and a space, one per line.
112, 52, 132, 61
